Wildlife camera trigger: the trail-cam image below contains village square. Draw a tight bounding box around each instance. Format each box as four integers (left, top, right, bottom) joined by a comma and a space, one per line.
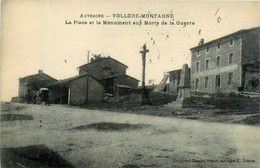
1, 26, 260, 168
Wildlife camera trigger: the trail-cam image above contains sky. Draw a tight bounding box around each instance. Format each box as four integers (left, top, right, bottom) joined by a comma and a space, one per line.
1, 0, 260, 101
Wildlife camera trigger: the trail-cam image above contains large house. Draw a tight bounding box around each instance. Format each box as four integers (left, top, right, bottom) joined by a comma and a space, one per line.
190, 27, 260, 93
18, 70, 57, 99
47, 57, 139, 105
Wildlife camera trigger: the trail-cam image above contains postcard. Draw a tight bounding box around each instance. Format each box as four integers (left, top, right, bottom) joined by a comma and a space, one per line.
1, 1, 260, 168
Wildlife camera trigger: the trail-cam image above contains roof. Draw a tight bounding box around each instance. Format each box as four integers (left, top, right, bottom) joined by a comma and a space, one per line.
19, 72, 57, 82
103, 74, 140, 82
167, 69, 181, 73
116, 84, 132, 89
46, 74, 101, 87
77, 57, 128, 69
190, 27, 260, 51
46, 76, 80, 86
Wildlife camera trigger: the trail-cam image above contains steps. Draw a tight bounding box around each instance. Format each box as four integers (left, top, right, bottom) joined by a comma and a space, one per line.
153, 73, 169, 92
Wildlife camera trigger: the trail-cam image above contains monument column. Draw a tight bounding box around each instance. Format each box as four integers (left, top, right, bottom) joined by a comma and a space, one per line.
140, 44, 150, 105
177, 64, 191, 100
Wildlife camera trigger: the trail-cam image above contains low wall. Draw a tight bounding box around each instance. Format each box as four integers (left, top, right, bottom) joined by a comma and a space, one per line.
183, 94, 260, 113
129, 90, 177, 106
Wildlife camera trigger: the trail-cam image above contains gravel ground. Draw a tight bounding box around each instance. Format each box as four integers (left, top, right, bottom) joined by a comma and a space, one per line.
1, 103, 260, 168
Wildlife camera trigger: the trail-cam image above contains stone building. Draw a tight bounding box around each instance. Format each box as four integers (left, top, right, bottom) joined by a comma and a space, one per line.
47, 57, 139, 105
18, 70, 57, 98
154, 69, 191, 93
167, 69, 185, 93
190, 27, 260, 93
78, 57, 139, 95
47, 74, 104, 105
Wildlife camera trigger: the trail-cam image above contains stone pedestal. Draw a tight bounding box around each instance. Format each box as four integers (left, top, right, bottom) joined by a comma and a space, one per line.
165, 64, 191, 109
177, 87, 191, 99
174, 88, 191, 108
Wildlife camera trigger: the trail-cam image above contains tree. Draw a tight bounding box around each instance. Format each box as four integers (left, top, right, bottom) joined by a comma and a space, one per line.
90, 54, 108, 63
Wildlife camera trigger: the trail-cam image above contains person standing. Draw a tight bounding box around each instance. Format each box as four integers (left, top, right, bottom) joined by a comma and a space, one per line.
42, 90, 50, 106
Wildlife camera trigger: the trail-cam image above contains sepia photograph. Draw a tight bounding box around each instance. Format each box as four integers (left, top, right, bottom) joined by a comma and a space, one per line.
1, 0, 260, 167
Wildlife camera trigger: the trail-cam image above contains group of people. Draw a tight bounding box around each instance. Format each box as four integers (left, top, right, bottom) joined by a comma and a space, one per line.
25, 88, 50, 105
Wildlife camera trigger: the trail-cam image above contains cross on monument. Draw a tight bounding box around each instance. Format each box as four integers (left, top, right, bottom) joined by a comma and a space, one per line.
140, 44, 149, 89
140, 44, 150, 105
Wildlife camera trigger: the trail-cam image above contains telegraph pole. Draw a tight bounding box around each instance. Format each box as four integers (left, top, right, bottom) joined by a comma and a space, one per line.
140, 44, 150, 105
86, 50, 90, 104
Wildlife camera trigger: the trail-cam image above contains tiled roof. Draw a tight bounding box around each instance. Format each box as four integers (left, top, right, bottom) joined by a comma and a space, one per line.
77, 57, 128, 69
190, 27, 260, 51
46, 74, 101, 87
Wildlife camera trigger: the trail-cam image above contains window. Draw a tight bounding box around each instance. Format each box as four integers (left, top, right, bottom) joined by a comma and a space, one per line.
205, 59, 209, 70
205, 77, 209, 88
217, 42, 221, 49
197, 50, 200, 56
229, 53, 233, 64
195, 79, 199, 89
228, 72, 233, 85
230, 38, 233, 46
217, 56, 220, 67
196, 61, 200, 72
103, 67, 111, 70
206, 47, 210, 53
216, 75, 220, 87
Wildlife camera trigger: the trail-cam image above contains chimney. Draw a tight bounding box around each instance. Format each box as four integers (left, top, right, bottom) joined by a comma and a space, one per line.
198, 38, 204, 45
38, 70, 43, 74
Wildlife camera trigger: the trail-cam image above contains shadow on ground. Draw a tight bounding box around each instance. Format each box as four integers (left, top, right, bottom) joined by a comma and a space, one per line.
1, 114, 33, 122
72, 122, 148, 131
1, 145, 74, 168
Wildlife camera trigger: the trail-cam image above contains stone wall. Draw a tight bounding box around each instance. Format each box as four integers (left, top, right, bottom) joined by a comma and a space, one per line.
70, 76, 104, 105
242, 28, 260, 63
244, 70, 260, 92
129, 90, 177, 105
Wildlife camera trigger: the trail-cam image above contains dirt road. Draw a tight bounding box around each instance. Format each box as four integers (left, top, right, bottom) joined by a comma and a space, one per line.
1, 103, 260, 168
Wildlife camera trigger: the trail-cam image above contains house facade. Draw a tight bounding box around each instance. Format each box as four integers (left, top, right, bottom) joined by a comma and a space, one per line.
78, 57, 127, 78
167, 69, 184, 93
190, 27, 260, 93
78, 57, 139, 95
18, 70, 57, 98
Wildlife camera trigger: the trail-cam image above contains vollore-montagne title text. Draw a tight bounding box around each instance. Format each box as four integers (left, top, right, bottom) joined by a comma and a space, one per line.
65, 13, 195, 27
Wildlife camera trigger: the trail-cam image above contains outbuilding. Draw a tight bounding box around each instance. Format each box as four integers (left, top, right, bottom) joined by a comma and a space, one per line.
47, 74, 104, 105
